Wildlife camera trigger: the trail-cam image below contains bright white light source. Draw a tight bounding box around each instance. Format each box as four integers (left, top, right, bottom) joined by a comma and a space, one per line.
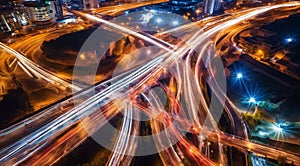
237, 73, 243, 79
272, 125, 283, 132
258, 131, 268, 136
141, 13, 153, 23
172, 20, 179, 26
286, 38, 293, 43
248, 97, 256, 103
150, 9, 156, 13
156, 18, 162, 23
147, 50, 151, 55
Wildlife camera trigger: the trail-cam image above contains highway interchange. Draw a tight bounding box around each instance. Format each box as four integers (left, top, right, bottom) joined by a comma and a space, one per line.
0, 1, 300, 165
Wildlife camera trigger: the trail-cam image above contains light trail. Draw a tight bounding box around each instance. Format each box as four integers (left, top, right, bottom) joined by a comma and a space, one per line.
72, 11, 176, 51
1, 2, 300, 165
97, 3, 300, 165
91, 0, 168, 16
0, 52, 165, 164
0, 43, 82, 91
107, 102, 135, 166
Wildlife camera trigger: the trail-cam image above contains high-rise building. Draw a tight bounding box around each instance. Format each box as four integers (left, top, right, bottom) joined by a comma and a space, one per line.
24, 0, 52, 25
90, 0, 99, 8
47, 0, 63, 20
0, 11, 20, 33
202, 0, 214, 15
0, 1, 29, 34
169, 0, 199, 6
83, 0, 99, 9
168, 0, 201, 12
67, 0, 84, 10
202, 0, 223, 15
214, 0, 223, 13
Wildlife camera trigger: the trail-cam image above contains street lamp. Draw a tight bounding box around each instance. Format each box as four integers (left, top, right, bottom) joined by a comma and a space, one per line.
156, 18, 162, 23
237, 72, 243, 79
196, 9, 201, 19
257, 49, 264, 55
285, 38, 293, 43
146, 49, 151, 55
248, 97, 256, 104
270, 123, 285, 141
258, 131, 268, 136
172, 20, 179, 26
272, 124, 283, 132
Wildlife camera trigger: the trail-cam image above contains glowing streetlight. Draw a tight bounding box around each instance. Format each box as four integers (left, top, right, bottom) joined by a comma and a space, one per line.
257, 49, 264, 55
236, 72, 243, 79
272, 125, 282, 132
270, 123, 285, 141
286, 38, 293, 43
79, 53, 86, 60
146, 49, 151, 55
258, 131, 268, 136
156, 18, 162, 23
172, 20, 179, 26
248, 97, 256, 104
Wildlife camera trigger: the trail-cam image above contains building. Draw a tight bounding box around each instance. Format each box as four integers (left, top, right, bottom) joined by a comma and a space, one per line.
67, 0, 84, 10
0, 1, 29, 34
90, 0, 99, 8
214, 0, 223, 13
83, 0, 99, 9
202, 0, 214, 15
169, 0, 200, 10
0, 10, 19, 33
169, 0, 199, 5
13, 3, 30, 26
47, 0, 64, 20
24, 0, 52, 25
202, 0, 223, 15
72, 0, 100, 10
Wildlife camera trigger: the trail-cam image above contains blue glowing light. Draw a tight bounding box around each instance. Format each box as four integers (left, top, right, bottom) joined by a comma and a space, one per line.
286, 38, 293, 43
272, 125, 283, 132
156, 18, 162, 23
237, 72, 243, 79
172, 20, 179, 26
258, 131, 268, 136
248, 97, 256, 104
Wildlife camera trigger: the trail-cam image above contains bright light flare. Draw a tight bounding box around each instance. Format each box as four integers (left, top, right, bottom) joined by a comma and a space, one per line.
156, 18, 162, 23
258, 131, 268, 136
286, 38, 293, 43
172, 20, 179, 26
272, 125, 283, 132
146, 49, 151, 55
237, 72, 243, 79
248, 97, 256, 103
